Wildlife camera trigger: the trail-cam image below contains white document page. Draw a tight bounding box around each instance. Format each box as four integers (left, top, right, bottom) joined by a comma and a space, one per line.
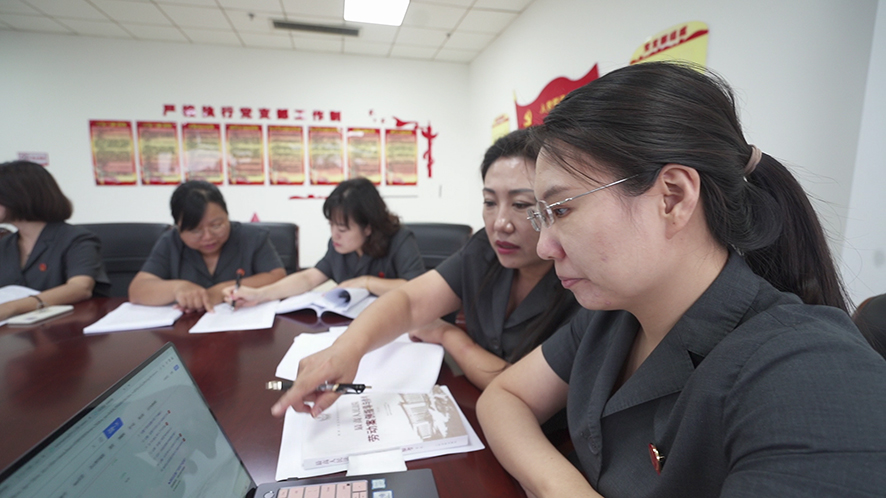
188, 301, 279, 333
83, 303, 183, 334
275, 326, 443, 393
0, 285, 40, 327
276, 291, 323, 314
275, 385, 484, 480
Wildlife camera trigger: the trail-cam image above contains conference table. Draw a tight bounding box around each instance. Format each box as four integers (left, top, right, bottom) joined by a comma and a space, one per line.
0, 297, 527, 497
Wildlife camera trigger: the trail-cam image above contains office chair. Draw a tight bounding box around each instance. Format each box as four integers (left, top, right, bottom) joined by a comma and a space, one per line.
853, 293, 886, 360
79, 223, 172, 298
251, 222, 299, 274
404, 223, 473, 270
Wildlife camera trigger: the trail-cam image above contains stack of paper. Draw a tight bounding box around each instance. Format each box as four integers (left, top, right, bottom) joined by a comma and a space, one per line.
188, 301, 279, 333
83, 303, 182, 334
273, 326, 485, 479
0, 285, 40, 327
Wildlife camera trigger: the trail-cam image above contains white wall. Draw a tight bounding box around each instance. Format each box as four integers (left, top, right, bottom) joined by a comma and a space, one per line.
0, 31, 473, 267
841, 0, 886, 305
467, 0, 880, 305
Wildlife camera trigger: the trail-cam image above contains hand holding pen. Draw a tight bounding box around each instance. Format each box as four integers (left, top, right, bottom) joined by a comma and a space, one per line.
270, 343, 363, 418
230, 268, 245, 310
266, 380, 370, 394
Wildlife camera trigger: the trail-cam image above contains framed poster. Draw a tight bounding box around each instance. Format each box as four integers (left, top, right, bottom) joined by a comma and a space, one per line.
308, 126, 344, 185
385, 129, 418, 185
226, 124, 265, 185
137, 121, 181, 185
182, 123, 223, 184
90, 120, 137, 185
347, 127, 382, 184
268, 125, 305, 185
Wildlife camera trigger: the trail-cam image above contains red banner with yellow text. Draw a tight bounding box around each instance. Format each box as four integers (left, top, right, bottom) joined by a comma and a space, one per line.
515, 65, 599, 129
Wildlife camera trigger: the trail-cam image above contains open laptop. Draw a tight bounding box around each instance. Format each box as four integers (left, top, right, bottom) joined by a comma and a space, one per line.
0, 342, 439, 498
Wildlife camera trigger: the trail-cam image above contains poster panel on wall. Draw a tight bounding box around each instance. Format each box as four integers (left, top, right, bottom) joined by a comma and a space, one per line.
385, 129, 418, 185
137, 121, 181, 185
268, 125, 305, 185
308, 126, 344, 185
182, 123, 223, 184
89, 120, 137, 185
630, 21, 709, 66
491, 114, 510, 143
515, 65, 599, 129
347, 128, 382, 184
226, 124, 265, 185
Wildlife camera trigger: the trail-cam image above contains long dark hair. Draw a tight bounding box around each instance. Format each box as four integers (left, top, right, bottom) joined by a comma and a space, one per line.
533, 61, 848, 312
475, 129, 578, 362
0, 160, 72, 222
323, 177, 400, 258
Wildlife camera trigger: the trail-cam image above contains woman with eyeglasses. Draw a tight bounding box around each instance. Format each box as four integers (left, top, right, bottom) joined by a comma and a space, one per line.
128, 180, 286, 312
0, 160, 110, 321
223, 177, 426, 306
475, 62, 886, 497
267, 129, 581, 419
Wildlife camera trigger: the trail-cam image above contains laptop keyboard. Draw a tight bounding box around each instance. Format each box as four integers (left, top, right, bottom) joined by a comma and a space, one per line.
273, 480, 370, 498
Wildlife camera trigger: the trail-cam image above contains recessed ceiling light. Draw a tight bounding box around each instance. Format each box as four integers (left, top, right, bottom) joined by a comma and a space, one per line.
344, 0, 410, 27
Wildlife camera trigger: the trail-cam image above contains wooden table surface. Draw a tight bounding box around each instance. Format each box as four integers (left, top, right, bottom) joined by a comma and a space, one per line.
0, 297, 525, 497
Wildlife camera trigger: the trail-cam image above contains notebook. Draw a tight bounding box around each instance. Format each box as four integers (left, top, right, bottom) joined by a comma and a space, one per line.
0, 342, 440, 498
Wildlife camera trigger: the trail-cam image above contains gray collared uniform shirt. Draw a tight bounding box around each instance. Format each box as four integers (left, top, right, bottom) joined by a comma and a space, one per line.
140, 221, 283, 286
314, 226, 425, 283
543, 251, 886, 497
436, 230, 579, 361
0, 222, 110, 297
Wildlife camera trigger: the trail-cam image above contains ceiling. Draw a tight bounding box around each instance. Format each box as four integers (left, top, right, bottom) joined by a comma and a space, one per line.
0, 0, 535, 63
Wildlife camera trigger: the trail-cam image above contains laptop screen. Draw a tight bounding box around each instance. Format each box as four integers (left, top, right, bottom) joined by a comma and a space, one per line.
0, 343, 255, 498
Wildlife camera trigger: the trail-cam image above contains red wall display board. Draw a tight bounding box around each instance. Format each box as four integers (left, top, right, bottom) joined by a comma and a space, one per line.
225, 124, 265, 185
347, 127, 382, 184
385, 129, 418, 185
137, 121, 181, 185
515, 65, 599, 129
182, 123, 223, 184
268, 125, 305, 185
308, 126, 344, 185
90, 120, 137, 185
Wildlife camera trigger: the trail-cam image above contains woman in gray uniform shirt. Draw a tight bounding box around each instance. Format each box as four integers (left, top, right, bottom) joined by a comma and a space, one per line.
129, 181, 286, 312
477, 62, 886, 497
0, 160, 109, 321
225, 177, 425, 304
268, 129, 580, 419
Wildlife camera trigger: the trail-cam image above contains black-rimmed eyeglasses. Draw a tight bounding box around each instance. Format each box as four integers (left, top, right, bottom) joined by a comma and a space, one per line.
526, 176, 637, 231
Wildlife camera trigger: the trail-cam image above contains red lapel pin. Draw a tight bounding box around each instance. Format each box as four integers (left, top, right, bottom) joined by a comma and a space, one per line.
648, 443, 665, 474
39, 263, 47, 272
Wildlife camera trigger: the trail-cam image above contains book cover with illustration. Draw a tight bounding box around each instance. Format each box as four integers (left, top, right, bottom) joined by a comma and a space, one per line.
302, 385, 469, 469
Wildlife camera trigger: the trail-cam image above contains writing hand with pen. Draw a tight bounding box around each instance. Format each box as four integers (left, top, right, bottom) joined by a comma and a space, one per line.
222, 269, 265, 310
269, 339, 364, 418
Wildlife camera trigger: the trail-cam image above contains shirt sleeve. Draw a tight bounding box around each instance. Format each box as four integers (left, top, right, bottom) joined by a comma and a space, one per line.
434, 232, 479, 301
313, 239, 335, 280
389, 228, 425, 280
63, 230, 106, 282
251, 229, 284, 274
720, 320, 886, 496
139, 232, 175, 279
542, 309, 592, 383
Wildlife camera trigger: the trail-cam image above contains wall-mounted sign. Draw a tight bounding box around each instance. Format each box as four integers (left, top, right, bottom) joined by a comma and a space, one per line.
385, 129, 418, 186
515, 65, 599, 129
90, 120, 137, 185
630, 21, 709, 66
137, 121, 181, 185
347, 128, 382, 185
308, 126, 344, 185
182, 123, 223, 184
268, 125, 305, 185
225, 124, 265, 185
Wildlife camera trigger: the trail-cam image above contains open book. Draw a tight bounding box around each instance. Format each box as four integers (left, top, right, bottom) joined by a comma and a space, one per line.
302, 385, 469, 470
276, 287, 377, 320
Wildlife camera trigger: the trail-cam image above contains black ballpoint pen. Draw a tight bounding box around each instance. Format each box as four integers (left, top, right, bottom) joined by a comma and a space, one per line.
231, 268, 244, 310
264, 380, 370, 394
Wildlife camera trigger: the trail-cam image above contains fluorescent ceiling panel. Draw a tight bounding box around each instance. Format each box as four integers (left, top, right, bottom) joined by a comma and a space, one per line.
344, 0, 409, 26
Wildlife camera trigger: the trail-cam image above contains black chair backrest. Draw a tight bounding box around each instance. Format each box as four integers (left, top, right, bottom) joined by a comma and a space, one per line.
853, 293, 886, 360
405, 223, 473, 270
78, 223, 172, 298
250, 222, 299, 274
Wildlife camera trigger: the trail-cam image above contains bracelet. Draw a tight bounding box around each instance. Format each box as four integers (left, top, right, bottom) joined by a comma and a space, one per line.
32, 295, 45, 309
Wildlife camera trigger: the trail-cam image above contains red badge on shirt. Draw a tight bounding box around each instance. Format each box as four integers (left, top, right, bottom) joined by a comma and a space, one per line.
39, 263, 47, 272
649, 443, 665, 474
377, 271, 385, 278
